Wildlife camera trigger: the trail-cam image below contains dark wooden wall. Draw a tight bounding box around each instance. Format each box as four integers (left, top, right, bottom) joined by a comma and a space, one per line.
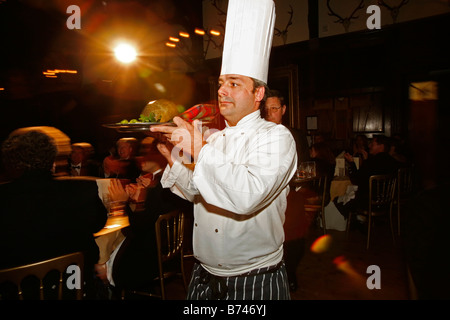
205, 13, 450, 156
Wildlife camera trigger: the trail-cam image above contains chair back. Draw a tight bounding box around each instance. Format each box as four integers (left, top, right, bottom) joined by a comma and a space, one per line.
398, 167, 414, 201
155, 209, 186, 300
369, 174, 397, 214
0, 252, 84, 300
303, 175, 328, 234
397, 166, 414, 235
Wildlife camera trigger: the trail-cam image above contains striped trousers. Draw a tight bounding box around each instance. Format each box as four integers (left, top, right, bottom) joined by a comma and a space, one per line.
186, 261, 291, 300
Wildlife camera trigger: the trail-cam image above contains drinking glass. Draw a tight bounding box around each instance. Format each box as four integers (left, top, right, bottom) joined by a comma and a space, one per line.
108, 201, 126, 216
299, 161, 316, 178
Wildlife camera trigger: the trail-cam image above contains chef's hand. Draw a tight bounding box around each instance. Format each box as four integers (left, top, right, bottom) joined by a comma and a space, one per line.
151, 117, 206, 164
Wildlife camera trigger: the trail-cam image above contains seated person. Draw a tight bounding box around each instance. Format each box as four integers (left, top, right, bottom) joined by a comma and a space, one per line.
103, 178, 193, 294
0, 129, 107, 298
351, 134, 369, 165
310, 142, 336, 206
335, 135, 400, 220
99, 138, 140, 182
67, 142, 100, 177
133, 136, 168, 197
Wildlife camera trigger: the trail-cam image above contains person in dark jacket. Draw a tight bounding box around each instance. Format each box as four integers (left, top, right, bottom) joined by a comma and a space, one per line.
0, 129, 108, 299
310, 142, 336, 206
335, 134, 400, 219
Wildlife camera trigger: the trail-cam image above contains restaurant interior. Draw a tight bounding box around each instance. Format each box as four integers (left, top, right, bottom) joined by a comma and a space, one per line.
1, 0, 450, 301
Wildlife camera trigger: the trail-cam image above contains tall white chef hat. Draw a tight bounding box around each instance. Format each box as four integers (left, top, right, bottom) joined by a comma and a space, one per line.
220, 0, 276, 84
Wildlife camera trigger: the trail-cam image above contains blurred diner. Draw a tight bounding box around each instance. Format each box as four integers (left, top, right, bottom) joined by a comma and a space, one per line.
102, 178, 192, 297
67, 142, 100, 177
99, 137, 140, 182
309, 142, 336, 205
351, 134, 369, 167
0, 128, 107, 299
335, 134, 400, 226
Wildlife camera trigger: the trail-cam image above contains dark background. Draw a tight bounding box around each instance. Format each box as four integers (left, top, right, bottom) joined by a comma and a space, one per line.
1, 0, 449, 186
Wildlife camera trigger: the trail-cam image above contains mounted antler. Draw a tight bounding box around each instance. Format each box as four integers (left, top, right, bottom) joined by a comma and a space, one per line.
202, 0, 226, 59
326, 0, 365, 33
274, 5, 294, 45
378, 0, 409, 23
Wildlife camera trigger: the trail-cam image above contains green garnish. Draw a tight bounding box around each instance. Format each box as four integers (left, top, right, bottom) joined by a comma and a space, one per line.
176, 105, 186, 113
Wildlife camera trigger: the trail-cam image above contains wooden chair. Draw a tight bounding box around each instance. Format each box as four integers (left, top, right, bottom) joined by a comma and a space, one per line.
396, 166, 414, 236
122, 209, 187, 300
347, 174, 397, 249
303, 175, 328, 234
0, 252, 84, 300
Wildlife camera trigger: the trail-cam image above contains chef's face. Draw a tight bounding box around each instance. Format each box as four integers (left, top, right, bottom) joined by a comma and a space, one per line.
217, 74, 265, 126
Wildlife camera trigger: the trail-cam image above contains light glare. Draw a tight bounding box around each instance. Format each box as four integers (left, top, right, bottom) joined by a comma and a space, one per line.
114, 43, 137, 63
195, 28, 205, 35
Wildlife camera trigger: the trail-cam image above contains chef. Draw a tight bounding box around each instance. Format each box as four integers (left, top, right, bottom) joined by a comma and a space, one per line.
151, 0, 297, 300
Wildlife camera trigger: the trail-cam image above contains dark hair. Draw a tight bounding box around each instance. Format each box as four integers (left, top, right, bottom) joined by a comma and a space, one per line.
354, 134, 368, 147
251, 78, 270, 101
311, 142, 336, 165
372, 134, 391, 152
1, 130, 57, 176
266, 89, 286, 106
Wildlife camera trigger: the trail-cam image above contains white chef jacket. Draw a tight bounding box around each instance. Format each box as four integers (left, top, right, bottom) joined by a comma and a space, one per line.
160, 110, 297, 277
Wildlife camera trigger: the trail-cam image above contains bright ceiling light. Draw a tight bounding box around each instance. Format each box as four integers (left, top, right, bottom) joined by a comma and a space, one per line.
194, 28, 205, 35
114, 43, 137, 63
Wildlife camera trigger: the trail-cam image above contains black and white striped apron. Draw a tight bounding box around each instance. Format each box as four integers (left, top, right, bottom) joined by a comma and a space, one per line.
186, 261, 291, 300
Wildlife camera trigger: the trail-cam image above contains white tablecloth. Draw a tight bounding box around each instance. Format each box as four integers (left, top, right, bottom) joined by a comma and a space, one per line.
321, 201, 347, 231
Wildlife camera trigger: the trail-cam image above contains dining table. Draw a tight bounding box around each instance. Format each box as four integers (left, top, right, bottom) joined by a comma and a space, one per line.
329, 176, 353, 201
324, 175, 355, 231
94, 213, 130, 265
94, 214, 130, 237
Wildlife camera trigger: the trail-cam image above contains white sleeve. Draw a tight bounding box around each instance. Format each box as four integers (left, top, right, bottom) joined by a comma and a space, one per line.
192, 126, 297, 215
160, 161, 198, 202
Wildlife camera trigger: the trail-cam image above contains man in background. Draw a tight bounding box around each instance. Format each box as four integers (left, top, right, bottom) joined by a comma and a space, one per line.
263, 89, 310, 165
263, 89, 310, 292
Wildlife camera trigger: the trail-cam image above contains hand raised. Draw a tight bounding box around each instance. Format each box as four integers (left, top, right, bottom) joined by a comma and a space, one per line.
151, 117, 206, 164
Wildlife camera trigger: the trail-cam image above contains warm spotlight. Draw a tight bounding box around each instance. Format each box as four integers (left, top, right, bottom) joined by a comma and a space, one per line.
195, 28, 205, 35
210, 30, 221, 36
179, 32, 190, 38
114, 43, 137, 64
